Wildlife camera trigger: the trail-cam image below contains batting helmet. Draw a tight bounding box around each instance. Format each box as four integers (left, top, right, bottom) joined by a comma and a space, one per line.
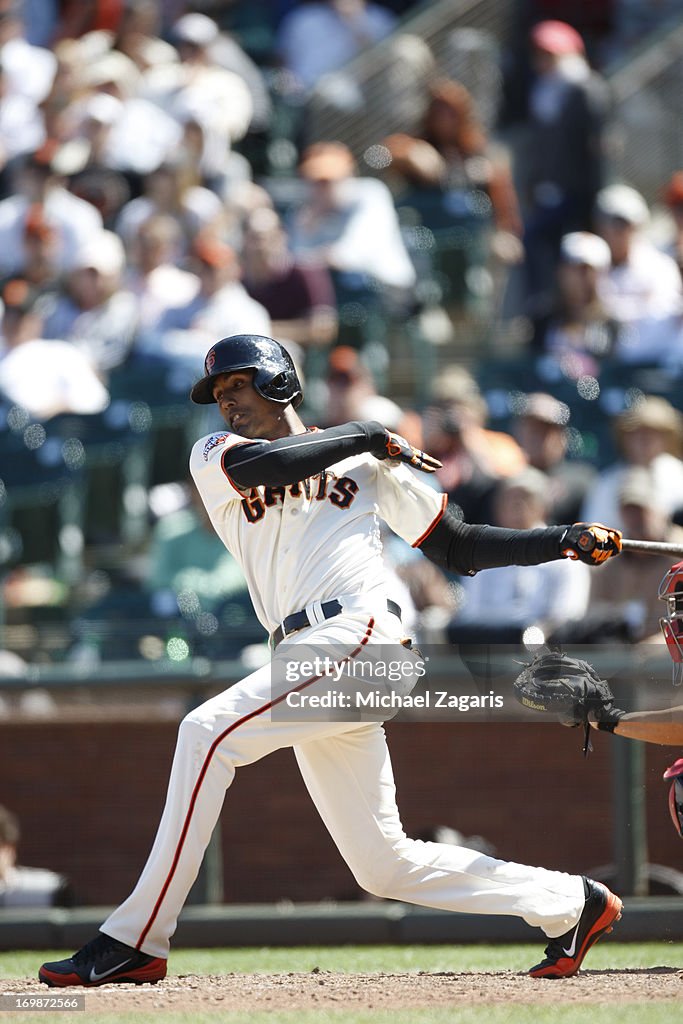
663, 758, 683, 838
658, 561, 683, 684
190, 334, 303, 408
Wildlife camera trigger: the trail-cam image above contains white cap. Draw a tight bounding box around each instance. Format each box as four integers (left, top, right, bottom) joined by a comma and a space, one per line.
74, 230, 125, 276
83, 51, 141, 97
81, 92, 123, 125
173, 13, 219, 47
559, 231, 611, 270
595, 184, 650, 227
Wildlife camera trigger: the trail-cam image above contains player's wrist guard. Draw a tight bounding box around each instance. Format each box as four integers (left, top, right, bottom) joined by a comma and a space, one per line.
371, 428, 441, 474
559, 522, 622, 565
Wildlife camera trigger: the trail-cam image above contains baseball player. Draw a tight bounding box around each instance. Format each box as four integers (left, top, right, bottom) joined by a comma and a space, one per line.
513, 559, 683, 836
587, 560, 683, 838
40, 334, 624, 987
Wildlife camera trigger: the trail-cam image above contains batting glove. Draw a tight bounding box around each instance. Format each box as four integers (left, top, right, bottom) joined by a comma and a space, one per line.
560, 522, 622, 565
376, 430, 442, 473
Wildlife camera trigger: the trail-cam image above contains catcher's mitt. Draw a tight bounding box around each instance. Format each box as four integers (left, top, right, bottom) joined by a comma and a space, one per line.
513, 651, 625, 755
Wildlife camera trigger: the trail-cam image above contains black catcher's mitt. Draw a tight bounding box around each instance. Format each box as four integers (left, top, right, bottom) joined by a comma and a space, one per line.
513, 651, 625, 755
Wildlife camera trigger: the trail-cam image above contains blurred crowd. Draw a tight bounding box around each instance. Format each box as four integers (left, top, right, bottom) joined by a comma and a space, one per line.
2, 0, 683, 672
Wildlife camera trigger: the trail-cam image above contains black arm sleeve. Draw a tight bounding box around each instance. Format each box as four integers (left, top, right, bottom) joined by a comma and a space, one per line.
223, 421, 388, 489
418, 506, 567, 575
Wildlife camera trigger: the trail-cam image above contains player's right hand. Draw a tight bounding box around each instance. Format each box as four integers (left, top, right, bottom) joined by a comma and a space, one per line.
560, 522, 622, 565
377, 430, 442, 474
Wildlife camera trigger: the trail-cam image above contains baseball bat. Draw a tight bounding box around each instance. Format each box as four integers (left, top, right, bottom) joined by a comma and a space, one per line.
621, 539, 683, 556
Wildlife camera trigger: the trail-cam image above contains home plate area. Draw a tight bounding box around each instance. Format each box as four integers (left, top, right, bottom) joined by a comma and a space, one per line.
5, 968, 683, 1012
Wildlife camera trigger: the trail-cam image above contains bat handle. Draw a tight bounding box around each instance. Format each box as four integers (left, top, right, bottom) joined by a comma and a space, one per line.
576, 529, 596, 553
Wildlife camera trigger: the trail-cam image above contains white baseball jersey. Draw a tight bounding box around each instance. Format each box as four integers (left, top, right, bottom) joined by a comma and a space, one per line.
189, 429, 447, 633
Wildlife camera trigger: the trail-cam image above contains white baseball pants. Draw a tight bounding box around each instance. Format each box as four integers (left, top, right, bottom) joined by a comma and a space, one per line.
102, 610, 585, 958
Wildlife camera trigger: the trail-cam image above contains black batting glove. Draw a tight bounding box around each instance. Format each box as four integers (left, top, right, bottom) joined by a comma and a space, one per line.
374, 429, 442, 474
559, 522, 622, 565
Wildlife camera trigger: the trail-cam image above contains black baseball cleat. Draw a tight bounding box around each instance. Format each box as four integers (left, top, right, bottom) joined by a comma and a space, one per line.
39, 933, 167, 987
529, 877, 623, 979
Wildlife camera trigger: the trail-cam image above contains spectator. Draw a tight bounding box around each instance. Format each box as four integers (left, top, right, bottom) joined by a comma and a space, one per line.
594, 183, 682, 326
446, 468, 590, 645
55, 0, 125, 40
421, 365, 526, 522
382, 79, 523, 257
521, 20, 609, 306
173, 105, 253, 203
0, 144, 103, 276
125, 213, 200, 333
42, 230, 139, 373
142, 12, 254, 165
323, 345, 421, 442
241, 207, 337, 351
110, 0, 178, 73
276, 0, 397, 94
582, 396, 683, 530
587, 468, 683, 642
11, 204, 62, 288
115, 160, 223, 254
0, 4, 56, 106
0, 805, 74, 908
288, 141, 416, 296
0, 276, 109, 419
514, 392, 597, 525
81, 48, 181, 180
0, 60, 46, 196
168, 11, 272, 134
530, 230, 618, 376
141, 235, 271, 365
58, 92, 131, 226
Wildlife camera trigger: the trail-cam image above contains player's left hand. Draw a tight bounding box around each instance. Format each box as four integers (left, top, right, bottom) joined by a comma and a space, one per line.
377, 431, 442, 473
559, 522, 622, 565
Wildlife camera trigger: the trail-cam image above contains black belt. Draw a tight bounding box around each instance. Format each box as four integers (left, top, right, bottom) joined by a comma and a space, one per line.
272, 599, 401, 648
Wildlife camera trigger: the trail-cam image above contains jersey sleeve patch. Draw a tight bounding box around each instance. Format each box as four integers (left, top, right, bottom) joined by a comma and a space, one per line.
202, 433, 230, 461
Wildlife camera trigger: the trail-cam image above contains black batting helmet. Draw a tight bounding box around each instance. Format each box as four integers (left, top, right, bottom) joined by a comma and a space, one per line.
190, 334, 303, 408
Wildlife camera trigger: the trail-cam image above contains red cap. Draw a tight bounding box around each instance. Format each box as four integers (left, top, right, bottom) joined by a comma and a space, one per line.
24, 204, 55, 240
664, 171, 683, 208
531, 20, 585, 56
327, 346, 367, 381
192, 236, 236, 269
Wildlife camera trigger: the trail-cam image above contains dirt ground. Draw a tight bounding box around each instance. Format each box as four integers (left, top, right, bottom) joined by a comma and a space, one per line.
4, 968, 683, 1012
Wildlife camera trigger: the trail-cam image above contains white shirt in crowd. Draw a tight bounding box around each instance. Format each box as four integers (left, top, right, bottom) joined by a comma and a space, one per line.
115, 190, 223, 251
598, 240, 682, 325
454, 557, 590, 633
0, 338, 109, 419
0, 190, 102, 275
581, 453, 683, 530
139, 282, 271, 365
289, 177, 416, 291
42, 291, 140, 373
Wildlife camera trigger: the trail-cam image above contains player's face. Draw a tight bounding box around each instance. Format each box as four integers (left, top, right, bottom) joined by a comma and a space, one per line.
212, 371, 286, 439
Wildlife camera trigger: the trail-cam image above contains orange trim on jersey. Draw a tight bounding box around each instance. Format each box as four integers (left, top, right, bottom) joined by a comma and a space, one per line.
220, 439, 259, 496
411, 492, 448, 548
135, 617, 376, 953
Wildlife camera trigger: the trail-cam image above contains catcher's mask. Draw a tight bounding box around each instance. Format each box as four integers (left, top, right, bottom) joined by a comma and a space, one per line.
190, 334, 303, 408
658, 561, 683, 685
663, 758, 683, 838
